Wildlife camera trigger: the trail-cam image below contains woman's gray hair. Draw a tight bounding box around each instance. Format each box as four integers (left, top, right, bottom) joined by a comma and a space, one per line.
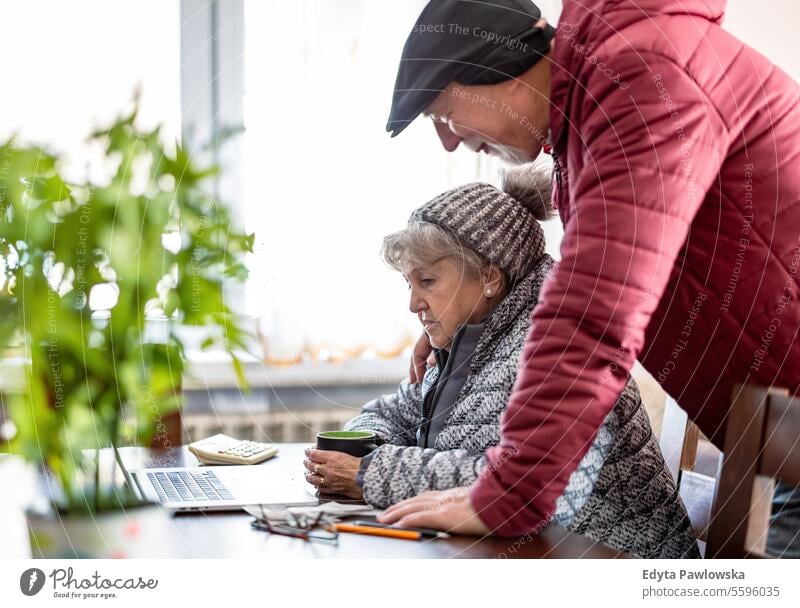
381, 221, 491, 279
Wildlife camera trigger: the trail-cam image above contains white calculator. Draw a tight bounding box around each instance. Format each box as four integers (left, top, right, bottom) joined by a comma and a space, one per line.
188, 434, 279, 465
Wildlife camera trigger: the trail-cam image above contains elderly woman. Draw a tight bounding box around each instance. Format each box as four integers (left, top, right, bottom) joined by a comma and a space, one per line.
304, 168, 698, 558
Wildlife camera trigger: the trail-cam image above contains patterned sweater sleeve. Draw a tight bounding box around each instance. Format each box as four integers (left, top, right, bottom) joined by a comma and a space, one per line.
359, 445, 486, 508
343, 379, 422, 446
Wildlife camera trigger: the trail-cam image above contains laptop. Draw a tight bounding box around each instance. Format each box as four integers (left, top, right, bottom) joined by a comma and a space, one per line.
116, 448, 318, 512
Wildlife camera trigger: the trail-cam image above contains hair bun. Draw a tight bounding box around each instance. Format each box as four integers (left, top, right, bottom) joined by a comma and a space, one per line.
501, 163, 555, 221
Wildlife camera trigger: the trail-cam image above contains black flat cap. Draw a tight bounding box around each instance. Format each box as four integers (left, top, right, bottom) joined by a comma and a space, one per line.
386, 0, 555, 137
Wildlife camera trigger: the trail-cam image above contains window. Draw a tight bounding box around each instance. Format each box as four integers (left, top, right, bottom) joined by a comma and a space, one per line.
0, 0, 181, 181
3, 0, 562, 368
242, 0, 494, 362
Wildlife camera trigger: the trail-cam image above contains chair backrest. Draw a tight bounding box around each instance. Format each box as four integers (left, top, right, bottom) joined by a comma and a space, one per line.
659, 396, 717, 544
659, 395, 700, 484
706, 385, 800, 558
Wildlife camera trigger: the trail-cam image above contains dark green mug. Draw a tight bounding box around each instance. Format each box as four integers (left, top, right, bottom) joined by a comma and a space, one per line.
315, 431, 379, 457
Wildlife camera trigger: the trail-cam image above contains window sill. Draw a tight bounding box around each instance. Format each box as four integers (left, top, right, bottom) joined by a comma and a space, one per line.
0, 353, 408, 393
183, 351, 407, 390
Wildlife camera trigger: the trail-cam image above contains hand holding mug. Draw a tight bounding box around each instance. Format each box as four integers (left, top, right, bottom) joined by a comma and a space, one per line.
303, 448, 363, 498
303, 431, 379, 498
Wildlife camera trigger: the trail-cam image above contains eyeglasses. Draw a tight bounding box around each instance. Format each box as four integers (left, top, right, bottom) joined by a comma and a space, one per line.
250, 506, 339, 543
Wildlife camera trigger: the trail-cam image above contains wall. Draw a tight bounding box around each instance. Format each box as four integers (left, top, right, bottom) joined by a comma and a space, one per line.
724, 0, 800, 81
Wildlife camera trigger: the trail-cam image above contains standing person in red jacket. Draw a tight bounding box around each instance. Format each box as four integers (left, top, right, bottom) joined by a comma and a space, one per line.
377, 0, 800, 549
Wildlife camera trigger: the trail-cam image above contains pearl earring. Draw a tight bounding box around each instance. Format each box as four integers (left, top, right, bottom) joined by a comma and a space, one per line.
485, 289, 492, 296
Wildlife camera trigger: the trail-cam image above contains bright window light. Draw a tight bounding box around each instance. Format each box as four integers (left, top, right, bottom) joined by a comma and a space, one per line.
243, 0, 492, 362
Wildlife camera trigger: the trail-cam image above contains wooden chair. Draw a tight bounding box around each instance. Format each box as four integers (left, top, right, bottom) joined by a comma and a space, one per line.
706, 385, 800, 558
659, 396, 717, 545
660, 395, 701, 484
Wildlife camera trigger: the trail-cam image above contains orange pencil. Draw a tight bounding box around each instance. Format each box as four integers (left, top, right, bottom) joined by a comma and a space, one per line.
331, 523, 422, 541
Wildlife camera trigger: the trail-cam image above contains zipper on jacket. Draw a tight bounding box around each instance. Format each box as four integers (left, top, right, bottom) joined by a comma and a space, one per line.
551, 148, 564, 196
549, 146, 565, 213
420, 326, 466, 448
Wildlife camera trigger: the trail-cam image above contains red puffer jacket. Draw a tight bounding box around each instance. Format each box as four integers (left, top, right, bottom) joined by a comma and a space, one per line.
471, 0, 800, 536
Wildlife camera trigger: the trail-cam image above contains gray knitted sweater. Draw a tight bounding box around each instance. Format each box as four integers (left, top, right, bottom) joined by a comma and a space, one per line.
346, 255, 699, 558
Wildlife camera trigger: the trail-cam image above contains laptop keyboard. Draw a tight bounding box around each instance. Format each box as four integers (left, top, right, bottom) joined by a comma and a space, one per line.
146, 470, 235, 502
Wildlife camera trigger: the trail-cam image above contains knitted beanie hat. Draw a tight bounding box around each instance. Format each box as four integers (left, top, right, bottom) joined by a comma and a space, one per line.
410, 165, 552, 280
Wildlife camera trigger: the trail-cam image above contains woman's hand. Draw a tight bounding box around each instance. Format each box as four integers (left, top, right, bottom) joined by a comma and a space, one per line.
303, 448, 363, 499
377, 487, 491, 535
410, 332, 433, 384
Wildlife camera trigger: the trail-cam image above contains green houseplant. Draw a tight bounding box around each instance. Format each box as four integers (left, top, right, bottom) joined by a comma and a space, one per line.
0, 103, 253, 556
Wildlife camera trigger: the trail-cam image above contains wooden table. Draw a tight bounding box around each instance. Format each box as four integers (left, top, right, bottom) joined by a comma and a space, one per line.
63, 443, 624, 559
